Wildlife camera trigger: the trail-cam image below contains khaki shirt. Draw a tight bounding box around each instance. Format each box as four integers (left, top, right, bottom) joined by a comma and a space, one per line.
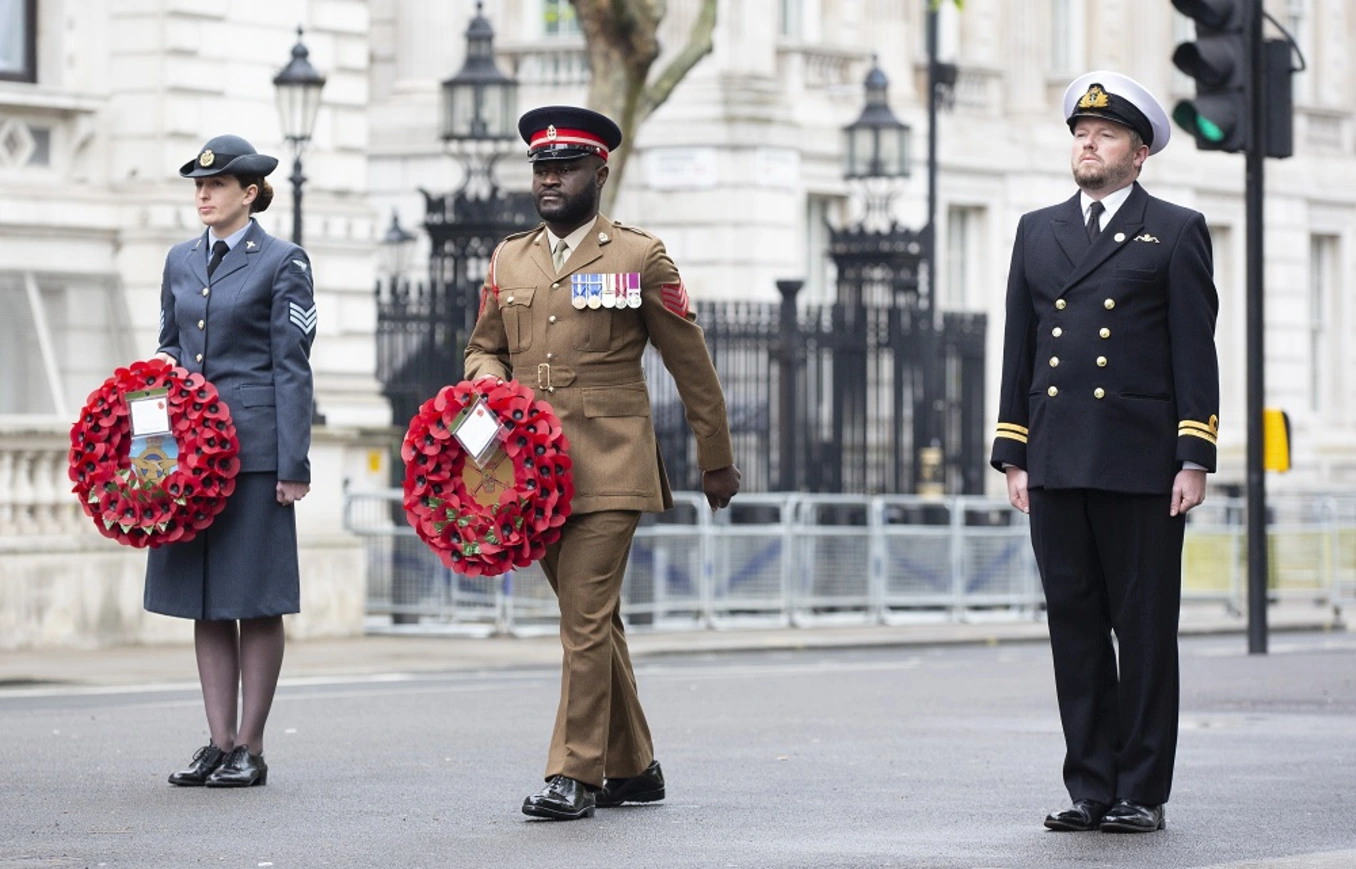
465, 214, 734, 514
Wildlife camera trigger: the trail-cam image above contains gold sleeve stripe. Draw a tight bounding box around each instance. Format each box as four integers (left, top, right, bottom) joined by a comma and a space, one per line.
1179, 429, 1218, 445
995, 431, 1028, 444
996, 423, 1029, 435
1179, 420, 1217, 435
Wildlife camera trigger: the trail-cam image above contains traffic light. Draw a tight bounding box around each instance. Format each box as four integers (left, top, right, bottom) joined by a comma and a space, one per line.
1171, 0, 1248, 152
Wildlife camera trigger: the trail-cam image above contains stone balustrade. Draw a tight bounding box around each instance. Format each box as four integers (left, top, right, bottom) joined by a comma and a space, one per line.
0, 416, 90, 545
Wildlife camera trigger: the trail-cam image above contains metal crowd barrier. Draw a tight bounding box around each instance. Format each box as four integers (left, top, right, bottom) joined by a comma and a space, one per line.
343, 491, 1355, 636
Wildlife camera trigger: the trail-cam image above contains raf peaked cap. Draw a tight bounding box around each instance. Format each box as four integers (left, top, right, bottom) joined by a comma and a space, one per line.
179, 134, 280, 178
518, 106, 623, 163
1063, 70, 1171, 156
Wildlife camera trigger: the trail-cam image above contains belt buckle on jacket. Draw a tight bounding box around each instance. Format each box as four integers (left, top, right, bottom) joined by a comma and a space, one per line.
537, 362, 551, 393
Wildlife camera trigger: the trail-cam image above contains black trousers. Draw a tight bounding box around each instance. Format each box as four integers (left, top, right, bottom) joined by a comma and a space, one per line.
1028, 487, 1186, 806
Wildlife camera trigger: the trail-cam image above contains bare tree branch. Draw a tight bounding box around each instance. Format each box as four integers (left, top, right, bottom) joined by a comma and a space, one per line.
639, 0, 718, 119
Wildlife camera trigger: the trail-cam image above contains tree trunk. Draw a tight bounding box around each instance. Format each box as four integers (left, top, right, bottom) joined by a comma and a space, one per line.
570, 0, 718, 214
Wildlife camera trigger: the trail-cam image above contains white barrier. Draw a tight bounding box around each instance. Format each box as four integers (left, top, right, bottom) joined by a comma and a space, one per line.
346, 490, 1355, 635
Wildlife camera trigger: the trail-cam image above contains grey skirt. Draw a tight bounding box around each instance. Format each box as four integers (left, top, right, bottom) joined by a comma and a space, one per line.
144, 472, 300, 620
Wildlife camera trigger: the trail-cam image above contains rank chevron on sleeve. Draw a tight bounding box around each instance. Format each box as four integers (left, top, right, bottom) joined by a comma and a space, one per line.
288, 301, 318, 335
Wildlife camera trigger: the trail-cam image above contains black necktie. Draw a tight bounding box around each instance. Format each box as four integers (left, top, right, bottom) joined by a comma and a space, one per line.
1086, 200, 1105, 242
207, 240, 229, 279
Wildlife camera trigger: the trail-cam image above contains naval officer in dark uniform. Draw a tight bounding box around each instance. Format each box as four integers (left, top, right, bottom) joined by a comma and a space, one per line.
147, 134, 316, 788
990, 72, 1220, 833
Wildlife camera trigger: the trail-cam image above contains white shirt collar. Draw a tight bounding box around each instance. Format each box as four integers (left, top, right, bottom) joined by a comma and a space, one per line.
544, 216, 599, 265
1080, 184, 1135, 230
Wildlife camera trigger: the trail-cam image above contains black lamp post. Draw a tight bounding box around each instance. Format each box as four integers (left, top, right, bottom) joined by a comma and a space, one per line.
273, 25, 327, 247
842, 57, 911, 228
440, 2, 518, 198
380, 210, 417, 281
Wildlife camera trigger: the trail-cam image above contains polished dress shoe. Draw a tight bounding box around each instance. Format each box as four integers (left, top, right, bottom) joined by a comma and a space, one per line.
168, 744, 226, 787
522, 775, 596, 820
1100, 799, 1165, 833
204, 745, 268, 788
597, 760, 666, 808
1044, 798, 1110, 831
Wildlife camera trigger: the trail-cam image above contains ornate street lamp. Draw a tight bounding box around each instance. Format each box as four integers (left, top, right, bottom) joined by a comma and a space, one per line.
380, 210, 417, 281
441, 2, 518, 143
439, 2, 518, 201
842, 59, 911, 231
273, 25, 327, 247
843, 59, 911, 181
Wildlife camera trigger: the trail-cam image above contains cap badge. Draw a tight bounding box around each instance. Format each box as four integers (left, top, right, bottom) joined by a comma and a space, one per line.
546, 125, 558, 140
1077, 85, 1110, 110
198, 149, 215, 168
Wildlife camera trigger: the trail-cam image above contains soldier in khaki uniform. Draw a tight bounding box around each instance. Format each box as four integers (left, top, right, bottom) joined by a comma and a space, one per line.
464, 106, 741, 821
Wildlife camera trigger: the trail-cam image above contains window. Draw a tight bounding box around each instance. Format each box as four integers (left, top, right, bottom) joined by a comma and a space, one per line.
804, 194, 841, 305
0, 0, 36, 83
543, 0, 578, 37
944, 205, 985, 310
1309, 234, 1339, 414
780, 0, 803, 38
1050, 0, 1084, 77
1286, 0, 1313, 104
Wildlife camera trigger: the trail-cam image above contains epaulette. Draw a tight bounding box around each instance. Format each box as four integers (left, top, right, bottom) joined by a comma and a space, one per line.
614, 221, 654, 239
501, 224, 544, 246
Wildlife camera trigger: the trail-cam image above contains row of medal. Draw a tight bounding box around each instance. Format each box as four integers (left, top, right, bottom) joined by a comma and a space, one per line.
571, 272, 643, 309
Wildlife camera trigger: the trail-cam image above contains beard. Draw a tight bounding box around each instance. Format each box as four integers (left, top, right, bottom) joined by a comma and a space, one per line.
1073, 152, 1136, 192
535, 182, 599, 226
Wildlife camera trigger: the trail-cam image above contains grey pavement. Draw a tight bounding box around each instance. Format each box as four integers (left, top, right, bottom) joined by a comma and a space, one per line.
1, 606, 1354, 869
0, 601, 1345, 689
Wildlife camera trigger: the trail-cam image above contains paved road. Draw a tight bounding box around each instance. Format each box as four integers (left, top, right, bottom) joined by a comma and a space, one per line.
1, 633, 1353, 868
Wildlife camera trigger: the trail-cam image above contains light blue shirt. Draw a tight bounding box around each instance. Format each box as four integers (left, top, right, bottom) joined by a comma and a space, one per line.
207, 220, 253, 265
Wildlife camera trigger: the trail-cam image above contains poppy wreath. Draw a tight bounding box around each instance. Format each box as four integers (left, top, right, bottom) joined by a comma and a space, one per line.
402, 379, 574, 577
68, 359, 241, 547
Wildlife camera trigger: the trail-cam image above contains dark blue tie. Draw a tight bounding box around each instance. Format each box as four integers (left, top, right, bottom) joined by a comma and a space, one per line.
207, 240, 229, 279
1086, 201, 1105, 243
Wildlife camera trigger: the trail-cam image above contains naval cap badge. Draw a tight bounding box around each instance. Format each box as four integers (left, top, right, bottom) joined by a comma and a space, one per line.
198, 149, 215, 168
1077, 85, 1110, 110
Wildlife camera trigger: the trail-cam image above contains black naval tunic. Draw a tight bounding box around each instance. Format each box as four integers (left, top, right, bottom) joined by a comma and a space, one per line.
990, 181, 1219, 807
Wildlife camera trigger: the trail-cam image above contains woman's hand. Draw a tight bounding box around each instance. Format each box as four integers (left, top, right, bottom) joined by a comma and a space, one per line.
152, 352, 178, 366
277, 480, 310, 507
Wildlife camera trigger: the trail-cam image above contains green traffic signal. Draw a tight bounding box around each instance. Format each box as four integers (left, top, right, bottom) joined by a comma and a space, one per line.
1197, 116, 1225, 142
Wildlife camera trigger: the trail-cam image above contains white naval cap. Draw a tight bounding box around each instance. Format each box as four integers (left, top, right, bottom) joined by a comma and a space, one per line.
1062, 70, 1171, 156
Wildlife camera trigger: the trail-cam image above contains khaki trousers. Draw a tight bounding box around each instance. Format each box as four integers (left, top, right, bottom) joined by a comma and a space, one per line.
540, 509, 652, 788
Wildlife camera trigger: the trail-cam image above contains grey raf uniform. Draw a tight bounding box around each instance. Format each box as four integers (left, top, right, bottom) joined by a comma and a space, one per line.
144, 219, 316, 620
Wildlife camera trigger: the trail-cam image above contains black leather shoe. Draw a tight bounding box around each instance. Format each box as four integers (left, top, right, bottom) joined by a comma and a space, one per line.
204, 745, 268, 788
1100, 799, 1165, 833
598, 760, 665, 808
522, 776, 596, 820
1044, 799, 1110, 831
168, 744, 226, 787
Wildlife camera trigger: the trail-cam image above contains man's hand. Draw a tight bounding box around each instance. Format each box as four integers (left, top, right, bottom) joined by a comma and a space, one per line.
277, 480, 310, 507
1170, 468, 1206, 517
1005, 466, 1030, 514
702, 464, 741, 511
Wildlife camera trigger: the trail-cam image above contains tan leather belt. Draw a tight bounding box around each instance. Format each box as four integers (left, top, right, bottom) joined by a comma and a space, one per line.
532, 361, 644, 393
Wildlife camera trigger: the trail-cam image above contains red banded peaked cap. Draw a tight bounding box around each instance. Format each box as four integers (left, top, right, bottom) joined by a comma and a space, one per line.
519, 106, 623, 163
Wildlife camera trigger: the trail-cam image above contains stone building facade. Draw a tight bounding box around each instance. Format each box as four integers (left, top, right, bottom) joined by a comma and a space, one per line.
2, 0, 1353, 646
